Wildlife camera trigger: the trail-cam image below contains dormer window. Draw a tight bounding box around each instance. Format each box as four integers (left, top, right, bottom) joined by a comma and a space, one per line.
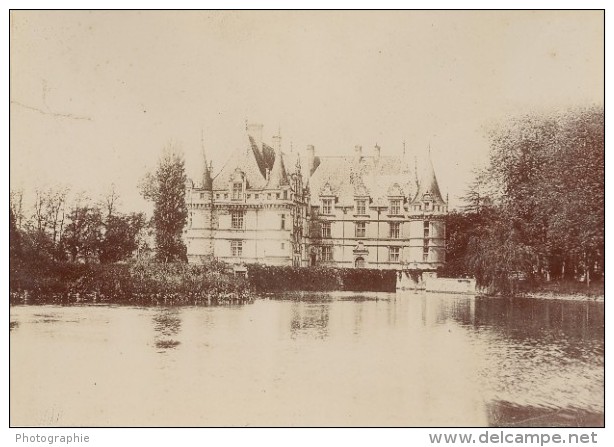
356, 199, 366, 215
322, 199, 333, 215
232, 182, 243, 200
389, 199, 401, 215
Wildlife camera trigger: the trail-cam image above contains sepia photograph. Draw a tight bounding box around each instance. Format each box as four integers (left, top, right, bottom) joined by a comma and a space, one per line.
8, 9, 604, 429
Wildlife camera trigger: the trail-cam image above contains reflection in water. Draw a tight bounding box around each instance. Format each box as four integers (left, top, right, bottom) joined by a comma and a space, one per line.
152, 309, 182, 351
290, 302, 330, 339
444, 296, 604, 426
9, 294, 604, 427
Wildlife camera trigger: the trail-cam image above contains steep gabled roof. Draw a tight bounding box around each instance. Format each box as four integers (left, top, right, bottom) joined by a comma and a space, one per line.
212, 137, 267, 190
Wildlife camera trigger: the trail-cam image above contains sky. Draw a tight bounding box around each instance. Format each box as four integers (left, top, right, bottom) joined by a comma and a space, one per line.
9, 10, 604, 213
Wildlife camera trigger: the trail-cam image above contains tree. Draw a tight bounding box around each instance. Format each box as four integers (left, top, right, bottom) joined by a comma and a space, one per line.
99, 212, 147, 263
9, 208, 21, 260
141, 144, 188, 262
465, 106, 604, 292
62, 205, 103, 262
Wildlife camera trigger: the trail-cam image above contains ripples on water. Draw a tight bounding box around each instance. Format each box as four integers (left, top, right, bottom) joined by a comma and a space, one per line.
9, 293, 603, 427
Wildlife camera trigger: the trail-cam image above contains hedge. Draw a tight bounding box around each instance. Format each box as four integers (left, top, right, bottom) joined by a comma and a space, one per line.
245, 264, 396, 292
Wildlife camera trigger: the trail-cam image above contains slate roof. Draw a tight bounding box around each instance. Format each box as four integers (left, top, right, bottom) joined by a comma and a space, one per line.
308, 154, 419, 207
212, 136, 267, 190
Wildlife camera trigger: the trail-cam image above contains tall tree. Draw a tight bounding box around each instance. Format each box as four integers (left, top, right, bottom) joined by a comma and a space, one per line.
141, 145, 188, 262
466, 105, 604, 291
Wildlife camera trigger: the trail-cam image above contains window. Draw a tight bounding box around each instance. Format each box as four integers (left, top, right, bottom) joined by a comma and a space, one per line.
276, 193, 280, 199
283, 190, 288, 200
390, 199, 401, 215
390, 222, 400, 239
200, 193, 204, 199
281, 214, 286, 229
322, 246, 333, 262
224, 194, 228, 199
389, 247, 400, 262
424, 221, 430, 238
267, 193, 272, 200
321, 222, 331, 238
231, 211, 244, 229
255, 194, 259, 199
355, 222, 366, 238
322, 199, 333, 215
231, 240, 243, 257
356, 199, 366, 215
281, 242, 285, 250
425, 201, 431, 211
423, 239, 429, 262
188, 212, 193, 228
232, 182, 242, 200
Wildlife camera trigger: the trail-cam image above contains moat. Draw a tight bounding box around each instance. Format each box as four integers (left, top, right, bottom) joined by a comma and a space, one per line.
10, 292, 604, 427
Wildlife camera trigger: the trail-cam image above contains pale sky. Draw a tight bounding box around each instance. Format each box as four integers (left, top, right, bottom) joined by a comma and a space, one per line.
10, 10, 604, 213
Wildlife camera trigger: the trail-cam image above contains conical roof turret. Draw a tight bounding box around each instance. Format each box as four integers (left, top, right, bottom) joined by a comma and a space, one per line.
413, 149, 444, 203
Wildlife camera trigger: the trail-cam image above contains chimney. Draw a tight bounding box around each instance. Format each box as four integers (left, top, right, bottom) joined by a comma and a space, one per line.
265, 168, 270, 181
373, 144, 381, 162
354, 145, 362, 163
306, 145, 315, 175
247, 123, 263, 151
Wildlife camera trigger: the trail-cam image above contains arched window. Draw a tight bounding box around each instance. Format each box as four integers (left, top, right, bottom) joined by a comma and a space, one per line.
355, 257, 365, 268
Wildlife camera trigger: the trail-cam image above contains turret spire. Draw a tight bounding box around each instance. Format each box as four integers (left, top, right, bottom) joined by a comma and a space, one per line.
201, 130, 213, 190
266, 134, 289, 188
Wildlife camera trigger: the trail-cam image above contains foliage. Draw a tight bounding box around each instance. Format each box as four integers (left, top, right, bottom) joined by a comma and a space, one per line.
449, 106, 604, 294
62, 205, 103, 262
9, 259, 250, 305
141, 145, 188, 263
99, 212, 147, 263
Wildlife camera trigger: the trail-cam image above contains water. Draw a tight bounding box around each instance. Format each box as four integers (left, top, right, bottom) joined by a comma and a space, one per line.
9, 292, 604, 427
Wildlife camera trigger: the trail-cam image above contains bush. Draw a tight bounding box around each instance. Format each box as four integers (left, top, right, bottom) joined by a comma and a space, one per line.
9, 259, 250, 305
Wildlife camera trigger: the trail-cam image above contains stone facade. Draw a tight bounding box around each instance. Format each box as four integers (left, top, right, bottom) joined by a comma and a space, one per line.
185, 124, 447, 270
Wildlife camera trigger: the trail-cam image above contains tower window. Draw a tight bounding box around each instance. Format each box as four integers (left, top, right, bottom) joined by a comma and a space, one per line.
321, 222, 331, 238
281, 214, 286, 229
231, 211, 244, 229
390, 222, 400, 239
424, 221, 430, 238
231, 240, 243, 257
355, 222, 366, 238
321, 246, 333, 261
389, 247, 400, 262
